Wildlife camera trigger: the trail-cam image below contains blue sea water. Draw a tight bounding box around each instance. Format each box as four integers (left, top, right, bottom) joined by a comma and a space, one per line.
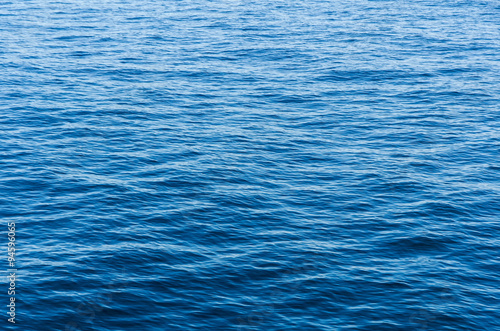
1, 0, 500, 330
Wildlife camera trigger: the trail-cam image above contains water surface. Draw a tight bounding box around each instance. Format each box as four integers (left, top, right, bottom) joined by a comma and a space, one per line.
1, 0, 499, 330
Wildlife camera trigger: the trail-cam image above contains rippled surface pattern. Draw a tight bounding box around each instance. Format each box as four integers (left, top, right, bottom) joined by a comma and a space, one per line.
1, 0, 500, 330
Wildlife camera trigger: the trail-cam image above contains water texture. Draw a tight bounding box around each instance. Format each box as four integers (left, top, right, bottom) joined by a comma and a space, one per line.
1, 0, 499, 330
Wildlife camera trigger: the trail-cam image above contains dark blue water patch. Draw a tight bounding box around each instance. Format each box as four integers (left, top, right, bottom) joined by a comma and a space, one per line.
316, 69, 436, 82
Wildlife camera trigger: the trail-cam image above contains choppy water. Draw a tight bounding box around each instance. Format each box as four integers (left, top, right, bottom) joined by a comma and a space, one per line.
1, 0, 500, 330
